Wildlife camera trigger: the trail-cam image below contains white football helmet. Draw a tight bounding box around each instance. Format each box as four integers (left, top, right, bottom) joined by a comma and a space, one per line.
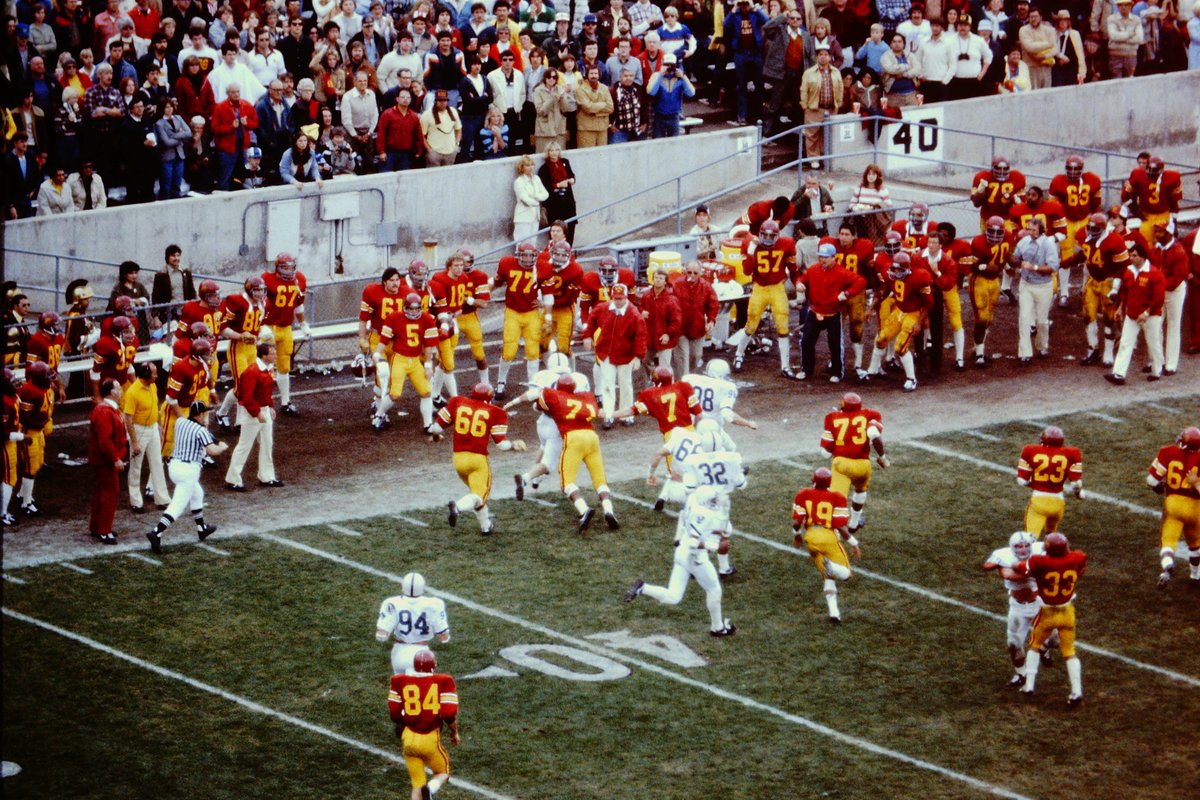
693, 485, 722, 511
1008, 531, 1035, 561
705, 359, 731, 380
695, 419, 723, 452
544, 352, 571, 374
570, 371, 591, 392
401, 572, 426, 597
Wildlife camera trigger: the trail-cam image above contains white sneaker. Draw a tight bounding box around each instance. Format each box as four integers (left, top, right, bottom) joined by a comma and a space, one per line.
902, 378, 918, 392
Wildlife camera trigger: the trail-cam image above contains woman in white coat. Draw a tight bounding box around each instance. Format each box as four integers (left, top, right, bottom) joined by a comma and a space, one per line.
513, 155, 548, 244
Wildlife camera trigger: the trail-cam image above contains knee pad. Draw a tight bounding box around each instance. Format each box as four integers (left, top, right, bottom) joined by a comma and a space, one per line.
563, 483, 579, 497
851, 491, 867, 506
825, 561, 851, 581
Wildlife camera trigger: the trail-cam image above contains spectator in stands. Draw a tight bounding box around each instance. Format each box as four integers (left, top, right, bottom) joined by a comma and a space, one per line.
1018, 6, 1056, 89
881, 32, 919, 106
489, 49, 528, 153
342, 70, 379, 170
279, 130, 325, 186
68, 159, 107, 210
377, 87, 424, 170
799, 44, 841, 169
83, 61, 125, 184
3, 133, 40, 219
420, 89, 462, 166
791, 171, 834, 237
762, 6, 811, 136
152, 243, 196, 314
999, 46, 1032, 92
121, 94, 158, 204
176, 55, 216, 121
605, 35, 643, 87
916, 16, 955, 103
723, 0, 766, 126
279, 15, 316, 80
539, 142, 578, 243
575, 64, 613, 147
1106, 0, 1144, 79
896, 5, 931, 55
36, 166, 74, 215
809, 17, 844, 66
1049, 10, 1086, 87
207, 42, 267, 105
183, 115, 214, 194
533, 67, 569, 151
609, 66, 649, 142
947, 14, 992, 99
479, 106, 509, 158
211, 84, 260, 192
646, 52, 694, 137
322, 125, 361, 175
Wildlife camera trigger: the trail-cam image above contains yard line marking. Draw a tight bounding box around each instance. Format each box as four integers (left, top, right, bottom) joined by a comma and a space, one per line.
1143, 402, 1179, 414
962, 430, 1002, 443
1084, 410, 1123, 424
527, 497, 557, 508
59, 562, 94, 575
609, 492, 1200, 689
394, 514, 430, 528
289, 382, 363, 398
777, 458, 813, 470
2, 574, 27, 584
902, 441, 1159, 519
1, 608, 515, 800
261, 533, 1034, 800
326, 524, 364, 538
196, 543, 232, 556
125, 552, 162, 566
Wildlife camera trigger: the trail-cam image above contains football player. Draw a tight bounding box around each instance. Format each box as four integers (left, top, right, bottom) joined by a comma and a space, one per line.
495, 241, 551, 397
820, 392, 887, 533
1020, 532, 1087, 706
1146, 427, 1200, 588
914, 230, 965, 371
646, 418, 739, 511
1065, 211, 1129, 366
682, 358, 757, 431
373, 293, 440, 434
214, 276, 268, 428
676, 419, 747, 578
376, 571, 451, 676
1016, 426, 1083, 537
161, 337, 214, 460
970, 157, 1026, 300
453, 248, 493, 385
89, 315, 137, 403
431, 383, 526, 536
428, 253, 473, 406
792, 467, 858, 623
25, 312, 66, 398
1008, 186, 1069, 307
726, 220, 801, 377
864, 253, 932, 392
983, 531, 1047, 688
358, 268, 407, 410
625, 485, 737, 637
504, 352, 576, 498
577, 255, 637, 321
1121, 155, 1183, 242
538, 240, 584, 357
1, 368, 21, 525
261, 252, 310, 415
15, 361, 55, 515
832, 223, 877, 377
890, 202, 938, 255
176, 280, 223, 344
386, 648, 459, 800
1049, 155, 1103, 294
735, 195, 795, 234
958, 215, 1012, 367
611, 365, 701, 436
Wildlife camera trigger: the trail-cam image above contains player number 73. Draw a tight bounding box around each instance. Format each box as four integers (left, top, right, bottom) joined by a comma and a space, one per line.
831, 415, 868, 446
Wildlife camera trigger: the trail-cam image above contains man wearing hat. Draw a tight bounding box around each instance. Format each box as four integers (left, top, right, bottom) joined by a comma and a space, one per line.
1106, 0, 1143, 79
146, 400, 228, 555
799, 44, 841, 168
580, 281, 648, 425
577, 13, 606, 58
1049, 10, 1086, 86
948, 14, 992, 101
797, 241, 867, 382
64, 281, 100, 355
646, 52, 695, 138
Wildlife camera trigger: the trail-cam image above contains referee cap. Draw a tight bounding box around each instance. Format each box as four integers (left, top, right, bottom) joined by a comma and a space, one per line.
189, 400, 210, 418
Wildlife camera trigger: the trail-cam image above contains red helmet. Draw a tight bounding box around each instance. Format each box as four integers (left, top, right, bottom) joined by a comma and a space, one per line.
113, 295, 134, 315
651, 365, 673, 386
1045, 532, 1069, 557
550, 240, 573, 269
457, 248, 475, 267
404, 292, 423, 319
110, 315, 136, 344
908, 202, 929, 226
407, 260, 429, 290
555, 373, 576, 393
1177, 427, 1200, 452
274, 252, 297, 280
812, 467, 832, 490
598, 255, 619, 286
189, 321, 212, 341
1085, 212, 1107, 237
245, 275, 267, 302
758, 219, 780, 246
199, 279, 221, 306
888, 252, 911, 280
1065, 154, 1084, 180
471, 382, 494, 402
840, 392, 862, 412
1041, 426, 1064, 447
516, 241, 538, 268
1146, 156, 1164, 179
883, 230, 903, 255
39, 311, 61, 334
985, 216, 1006, 244
991, 157, 1011, 181
26, 360, 51, 388
413, 649, 437, 674
190, 337, 213, 360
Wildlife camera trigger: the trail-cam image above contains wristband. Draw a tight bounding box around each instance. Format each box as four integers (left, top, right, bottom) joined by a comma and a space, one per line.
846, 535, 859, 548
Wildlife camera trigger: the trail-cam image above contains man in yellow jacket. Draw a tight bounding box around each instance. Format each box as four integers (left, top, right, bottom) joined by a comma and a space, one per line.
575, 65, 615, 148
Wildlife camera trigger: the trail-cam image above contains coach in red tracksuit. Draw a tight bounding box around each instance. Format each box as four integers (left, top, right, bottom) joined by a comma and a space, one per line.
670, 263, 720, 376
88, 380, 129, 545
637, 267, 683, 370
798, 242, 867, 382
584, 285, 648, 423
225, 343, 282, 490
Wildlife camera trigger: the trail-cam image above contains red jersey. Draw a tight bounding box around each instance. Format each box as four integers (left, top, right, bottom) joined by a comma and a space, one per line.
1148, 444, 1200, 499
1122, 168, 1183, 215
429, 270, 473, 316
1, 394, 18, 438
1156, 240, 1191, 292
914, 248, 958, 292
944, 238, 973, 270
388, 673, 458, 734
436, 396, 509, 455
1017, 444, 1083, 494
792, 486, 850, 530
833, 237, 876, 279
632, 381, 700, 434
741, 238, 798, 287
91, 334, 135, 384
379, 311, 439, 357
175, 300, 222, 341
538, 259, 584, 311
262, 271, 307, 327
17, 382, 54, 430
579, 269, 637, 317
738, 198, 795, 233
1117, 263, 1166, 318
1069, 229, 1129, 281
961, 234, 1013, 278
496, 256, 549, 313
537, 388, 601, 436
1048, 172, 1103, 222
800, 265, 867, 316
220, 294, 265, 337
885, 267, 934, 313
359, 283, 406, 334
165, 356, 209, 405
1028, 550, 1087, 607
970, 168, 1027, 219
1008, 199, 1067, 240
26, 331, 65, 370
890, 219, 939, 254
458, 268, 492, 318
820, 408, 883, 460
871, 251, 897, 286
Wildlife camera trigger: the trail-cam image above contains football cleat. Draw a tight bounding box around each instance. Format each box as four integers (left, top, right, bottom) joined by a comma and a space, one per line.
514, 474, 525, 500
828, 615, 841, 625
371, 416, 390, 431
719, 567, 737, 580
21, 501, 40, 516
100, 533, 117, 545
955, 359, 965, 372
216, 415, 232, 431
1057, 296, 1069, 309
653, 498, 665, 512
1157, 570, 1172, 589
225, 483, 247, 492
447, 501, 458, 528
624, 579, 644, 602
605, 512, 620, 530
1103, 373, 1126, 386
902, 378, 918, 392
732, 356, 744, 373
146, 531, 163, 555
2, 513, 16, 526
1080, 350, 1101, 366
495, 380, 507, 398
710, 622, 737, 636
280, 403, 299, 416
197, 524, 217, 541
425, 425, 443, 443
259, 480, 284, 488
1067, 694, 1083, 708
577, 508, 595, 534
1008, 674, 1026, 688
481, 521, 495, 536
974, 354, 988, 368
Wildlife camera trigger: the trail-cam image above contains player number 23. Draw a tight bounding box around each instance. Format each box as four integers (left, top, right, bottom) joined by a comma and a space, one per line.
455, 407, 491, 437
401, 682, 441, 717
1031, 452, 1069, 484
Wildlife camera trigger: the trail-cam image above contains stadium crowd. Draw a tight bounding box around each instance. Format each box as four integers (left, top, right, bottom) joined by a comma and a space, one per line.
2, 0, 1198, 212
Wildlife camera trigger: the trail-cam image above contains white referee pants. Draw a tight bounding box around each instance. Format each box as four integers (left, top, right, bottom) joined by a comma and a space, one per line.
597, 359, 634, 418
165, 460, 205, 521
1017, 280, 1053, 359
128, 422, 171, 508
225, 407, 276, 485
1163, 283, 1186, 372
1112, 314, 1163, 378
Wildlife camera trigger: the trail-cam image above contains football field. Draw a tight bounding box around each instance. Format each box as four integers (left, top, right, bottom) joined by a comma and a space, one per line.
4, 396, 1199, 800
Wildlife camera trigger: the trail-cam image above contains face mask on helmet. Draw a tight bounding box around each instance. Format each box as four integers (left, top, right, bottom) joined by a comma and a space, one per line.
985, 218, 1006, 244
758, 222, 780, 246
1065, 156, 1084, 180
888, 254, 911, 281
598, 258, 619, 286
407, 263, 429, 290
992, 158, 1011, 181
1146, 157, 1164, 179
275, 253, 297, 280
883, 233, 902, 255
1009, 531, 1035, 561
245, 277, 267, 303
39, 312, 61, 335
404, 293, 423, 320
517, 244, 538, 268
199, 280, 221, 307
551, 243, 572, 269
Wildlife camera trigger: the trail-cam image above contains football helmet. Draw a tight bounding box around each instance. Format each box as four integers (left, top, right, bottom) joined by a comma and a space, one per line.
555, 373, 576, 393
1045, 532, 1069, 557
1041, 426, 1064, 447
550, 240, 572, 269
887, 252, 911, 281
199, 279, 221, 307
38, 311, 61, 335
190, 337, 213, 360
883, 230, 903, 256
349, 353, 375, 378
757, 219, 780, 247
705, 359, 730, 380
457, 248, 475, 267
908, 202, 929, 226
840, 392, 862, 412
695, 419, 722, 452
651, 365, 674, 386
516, 241, 538, 268
471, 382, 494, 402
110, 315, 136, 345
693, 485, 722, 511
1146, 156, 1164, 179
1, 367, 15, 394
245, 275, 267, 303
991, 157, 1011, 182
598, 255, 619, 287
189, 321, 213, 341
112, 295, 134, 316
544, 352, 571, 374
985, 216, 1007, 244
1085, 212, 1107, 237
274, 252, 297, 281
1009, 531, 1036, 561
401, 572, 426, 597
1177, 427, 1200, 452
812, 467, 832, 490
26, 360, 51, 388
403, 292, 423, 320
407, 260, 429, 290
1064, 155, 1084, 180
413, 649, 437, 673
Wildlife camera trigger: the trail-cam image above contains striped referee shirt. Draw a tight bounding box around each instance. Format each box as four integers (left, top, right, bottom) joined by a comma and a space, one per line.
172, 418, 217, 464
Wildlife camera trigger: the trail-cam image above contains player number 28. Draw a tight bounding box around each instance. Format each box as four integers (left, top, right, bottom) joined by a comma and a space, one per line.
401, 682, 441, 717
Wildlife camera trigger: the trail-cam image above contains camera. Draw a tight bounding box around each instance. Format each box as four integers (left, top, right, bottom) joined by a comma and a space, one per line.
957, 53, 970, 61
665, 64, 676, 73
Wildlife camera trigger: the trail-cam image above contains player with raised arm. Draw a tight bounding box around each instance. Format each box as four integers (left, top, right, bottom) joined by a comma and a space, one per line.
387, 648, 459, 800
504, 352, 575, 498
625, 485, 737, 637
820, 392, 886, 533
971, 156, 1026, 302
1020, 532, 1087, 707
793, 467, 858, 623
1016, 426, 1083, 537
375, 572, 451, 676
1146, 426, 1200, 588
682, 358, 757, 431
453, 249, 493, 385
538, 240, 585, 358
373, 293, 441, 435
1049, 155, 1103, 303
261, 253, 310, 415
983, 531, 1047, 688
1121, 155, 1182, 242
537, 373, 619, 533
611, 365, 701, 436
428, 253, 473, 407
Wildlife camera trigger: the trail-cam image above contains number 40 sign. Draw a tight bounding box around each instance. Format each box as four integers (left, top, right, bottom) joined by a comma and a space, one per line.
885, 105, 944, 171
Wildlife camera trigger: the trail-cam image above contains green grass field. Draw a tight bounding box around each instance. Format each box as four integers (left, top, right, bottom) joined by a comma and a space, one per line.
4, 397, 1200, 800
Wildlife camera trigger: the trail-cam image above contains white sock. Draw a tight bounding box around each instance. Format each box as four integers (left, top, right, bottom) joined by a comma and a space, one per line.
1086, 321, 1099, 350
276, 373, 291, 405
706, 590, 725, 630
455, 493, 478, 513
573, 496, 588, 515
217, 390, 236, 416
473, 504, 490, 528
824, 579, 840, 618
1103, 337, 1115, 363
1066, 656, 1082, 696
419, 397, 433, 427
525, 359, 539, 383
497, 359, 512, 385
825, 561, 851, 580
1161, 548, 1175, 571
1, 483, 11, 514
867, 346, 884, 374
601, 497, 613, 514
375, 394, 394, 419
428, 773, 449, 794
900, 351, 915, 380
1022, 650, 1040, 691
726, 328, 748, 349
852, 342, 863, 369
443, 370, 458, 398
1057, 268, 1071, 297
974, 342, 985, 356
477, 367, 489, 384
431, 368, 445, 399
778, 336, 791, 369
849, 507, 862, 529
19, 477, 34, 504
717, 552, 732, 572
953, 328, 964, 361
1189, 549, 1200, 579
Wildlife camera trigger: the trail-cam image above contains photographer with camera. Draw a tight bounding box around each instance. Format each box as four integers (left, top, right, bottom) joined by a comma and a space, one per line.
646, 52, 694, 139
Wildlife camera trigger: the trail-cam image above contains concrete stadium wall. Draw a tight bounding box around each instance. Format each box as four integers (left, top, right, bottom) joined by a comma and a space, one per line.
4, 127, 757, 295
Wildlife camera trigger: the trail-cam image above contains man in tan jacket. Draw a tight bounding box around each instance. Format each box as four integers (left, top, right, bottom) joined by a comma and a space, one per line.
1018, 6, 1057, 89
575, 65, 615, 148
799, 44, 842, 169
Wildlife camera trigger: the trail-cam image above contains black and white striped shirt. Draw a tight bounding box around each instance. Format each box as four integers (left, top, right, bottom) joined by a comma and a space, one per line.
173, 418, 217, 464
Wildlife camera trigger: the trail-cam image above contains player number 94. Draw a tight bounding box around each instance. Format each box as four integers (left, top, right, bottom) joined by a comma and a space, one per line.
396, 610, 431, 637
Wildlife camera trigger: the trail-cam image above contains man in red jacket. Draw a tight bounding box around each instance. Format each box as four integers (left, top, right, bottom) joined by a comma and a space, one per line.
638, 265, 683, 372
1106, 242, 1166, 385
797, 242, 867, 382
210, 83, 260, 190
88, 379, 128, 545
670, 261, 720, 377
582, 284, 648, 427
377, 87, 425, 171
224, 343, 282, 490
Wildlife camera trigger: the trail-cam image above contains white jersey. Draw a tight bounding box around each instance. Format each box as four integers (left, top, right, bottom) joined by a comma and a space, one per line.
675, 501, 725, 563
375, 595, 450, 645
683, 373, 739, 426
681, 450, 746, 496
984, 543, 1045, 595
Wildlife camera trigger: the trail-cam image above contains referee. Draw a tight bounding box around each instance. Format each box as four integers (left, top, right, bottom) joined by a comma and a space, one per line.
147, 401, 229, 554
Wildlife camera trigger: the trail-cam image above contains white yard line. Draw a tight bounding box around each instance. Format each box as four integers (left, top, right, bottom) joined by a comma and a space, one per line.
777, 458, 814, 470
1142, 402, 1180, 414
394, 514, 430, 528
195, 543, 232, 556
260, 532, 1035, 800
326, 524, 364, 538
124, 552, 162, 566
58, 562, 94, 575
1, 608, 514, 800
962, 430, 1002, 443
609, 491, 1200, 689
3, 573, 27, 584
526, 497, 557, 508
1084, 411, 1123, 424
